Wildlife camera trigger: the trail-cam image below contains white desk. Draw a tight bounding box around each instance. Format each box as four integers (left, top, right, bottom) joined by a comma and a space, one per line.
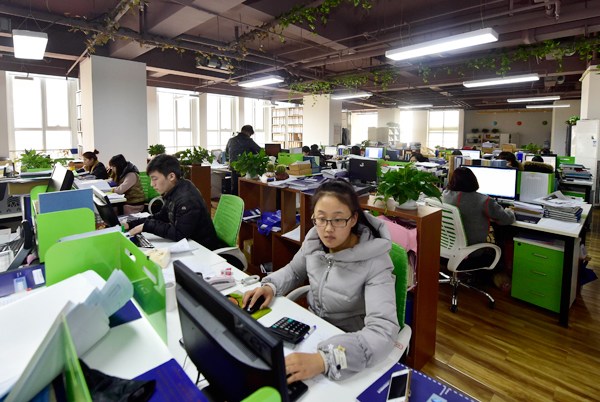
510, 203, 592, 326
159, 237, 403, 401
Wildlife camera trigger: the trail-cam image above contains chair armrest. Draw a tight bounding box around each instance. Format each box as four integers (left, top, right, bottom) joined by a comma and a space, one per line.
393, 324, 412, 361
286, 285, 310, 301
447, 243, 501, 272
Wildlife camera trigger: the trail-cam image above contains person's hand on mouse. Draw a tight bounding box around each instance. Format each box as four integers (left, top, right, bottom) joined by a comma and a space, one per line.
242, 285, 273, 310
285, 353, 325, 383
128, 224, 144, 236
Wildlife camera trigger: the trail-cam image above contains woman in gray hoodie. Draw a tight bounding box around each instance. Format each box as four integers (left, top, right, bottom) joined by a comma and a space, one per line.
243, 180, 399, 382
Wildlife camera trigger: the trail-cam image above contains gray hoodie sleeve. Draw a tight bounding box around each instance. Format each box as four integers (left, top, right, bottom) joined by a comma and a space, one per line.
486, 198, 516, 225
317, 257, 399, 380
261, 241, 310, 296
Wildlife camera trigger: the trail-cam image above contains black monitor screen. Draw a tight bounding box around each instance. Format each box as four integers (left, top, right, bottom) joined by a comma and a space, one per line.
385, 149, 400, 161
92, 186, 120, 227
265, 143, 282, 157
174, 260, 291, 402
348, 158, 378, 184
47, 164, 74, 192
465, 166, 518, 200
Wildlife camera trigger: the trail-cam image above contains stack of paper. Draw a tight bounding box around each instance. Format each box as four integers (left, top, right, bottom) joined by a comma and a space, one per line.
287, 175, 328, 192
534, 191, 584, 222
513, 201, 544, 223
561, 164, 592, 180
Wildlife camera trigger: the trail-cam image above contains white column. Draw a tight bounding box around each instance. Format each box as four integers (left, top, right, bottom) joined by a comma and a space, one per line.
302, 94, 342, 146
580, 65, 600, 119
146, 87, 159, 146
79, 55, 148, 169
0, 72, 9, 157
377, 108, 400, 127
551, 100, 581, 155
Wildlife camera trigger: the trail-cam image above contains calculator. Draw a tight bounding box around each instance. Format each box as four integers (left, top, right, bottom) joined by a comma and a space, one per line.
269, 317, 311, 344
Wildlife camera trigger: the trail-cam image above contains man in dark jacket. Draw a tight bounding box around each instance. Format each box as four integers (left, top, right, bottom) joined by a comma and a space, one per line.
126, 154, 226, 251
226, 124, 261, 195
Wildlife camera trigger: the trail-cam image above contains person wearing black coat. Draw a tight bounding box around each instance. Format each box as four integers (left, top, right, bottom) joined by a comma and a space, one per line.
226, 125, 261, 195
81, 149, 108, 179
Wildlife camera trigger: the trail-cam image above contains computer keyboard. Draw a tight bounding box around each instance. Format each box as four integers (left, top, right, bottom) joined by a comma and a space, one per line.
0, 237, 25, 255
129, 234, 154, 248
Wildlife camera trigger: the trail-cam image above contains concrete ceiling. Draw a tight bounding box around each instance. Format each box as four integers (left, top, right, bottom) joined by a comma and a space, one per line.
0, 0, 599, 110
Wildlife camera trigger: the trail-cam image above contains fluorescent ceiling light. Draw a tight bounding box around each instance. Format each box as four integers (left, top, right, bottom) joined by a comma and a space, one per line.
385, 28, 498, 61
526, 104, 571, 109
399, 104, 433, 109
238, 75, 284, 88
12, 30, 48, 60
331, 91, 371, 100
463, 73, 539, 88
507, 95, 560, 103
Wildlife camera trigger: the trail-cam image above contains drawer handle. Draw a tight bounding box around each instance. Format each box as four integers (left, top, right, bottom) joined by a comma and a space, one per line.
532, 253, 548, 259
529, 290, 546, 297
530, 270, 547, 276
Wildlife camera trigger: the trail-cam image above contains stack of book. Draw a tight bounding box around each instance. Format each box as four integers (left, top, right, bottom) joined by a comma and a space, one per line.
513, 201, 544, 223
561, 163, 592, 180
534, 191, 584, 222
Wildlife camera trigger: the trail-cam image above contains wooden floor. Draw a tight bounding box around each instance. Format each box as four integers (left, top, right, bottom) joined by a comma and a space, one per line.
422, 209, 600, 401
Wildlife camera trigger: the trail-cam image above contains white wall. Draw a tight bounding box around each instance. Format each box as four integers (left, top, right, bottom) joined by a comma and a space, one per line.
580, 65, 600, 120
146, 87, 159, 146
0, 73, 8, 157
80, 56, 148, 169
302, 95, 342, 147
464, 110, 552, 148
377, 108, 400, 127
551, 100, 581, 155
411, 111, 428, 145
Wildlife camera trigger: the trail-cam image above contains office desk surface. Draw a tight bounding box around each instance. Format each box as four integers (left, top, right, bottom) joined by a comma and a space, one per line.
512, 203, 591, 237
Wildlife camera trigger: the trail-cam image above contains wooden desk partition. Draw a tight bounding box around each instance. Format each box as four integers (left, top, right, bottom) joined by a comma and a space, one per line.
238, 178, 441, 370
187, 165, 211, 209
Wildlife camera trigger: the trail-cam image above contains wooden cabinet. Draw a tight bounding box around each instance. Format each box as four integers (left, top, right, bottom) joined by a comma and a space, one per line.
186, 164, 211, 207
237, 178, 442, 370
361, 202, 441, 370
272, 106, 303, 149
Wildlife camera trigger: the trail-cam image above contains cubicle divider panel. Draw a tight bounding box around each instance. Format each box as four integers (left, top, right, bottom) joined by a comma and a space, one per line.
280, 188, 298, 234
44, 232, 167, 342
251, 227, 272, 268
299, 192, 314, 243
37, 208, 96, 262
239, 179, 261, 210
272, 234, 300, 270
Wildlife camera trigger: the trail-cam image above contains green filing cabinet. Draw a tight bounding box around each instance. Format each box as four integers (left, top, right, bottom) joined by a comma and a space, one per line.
511, 237, 565, 313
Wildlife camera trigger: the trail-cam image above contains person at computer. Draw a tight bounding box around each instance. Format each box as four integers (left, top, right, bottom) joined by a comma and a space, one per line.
350, 145, 362, 156
302, 146, 311, 156
309, 144, 327, 167
443, 167, 515, 265
125, 154, 227, 251
107, 154, 145, 214
80, 149, 108, 179
410, 152, 429, 162
242, 179, 399, 383
497, 151, 523, 170
226, 124, 261, 195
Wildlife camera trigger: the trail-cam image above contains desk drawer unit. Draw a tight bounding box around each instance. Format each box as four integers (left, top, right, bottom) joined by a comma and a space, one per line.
511, 238, 564, 313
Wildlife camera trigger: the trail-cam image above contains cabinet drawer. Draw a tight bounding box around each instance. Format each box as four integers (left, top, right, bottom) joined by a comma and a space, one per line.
513, 241, 563, 271
511, 274, 561, 312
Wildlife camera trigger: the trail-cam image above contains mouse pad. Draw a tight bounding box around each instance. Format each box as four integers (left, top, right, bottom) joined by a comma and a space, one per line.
227, 292, 272, 320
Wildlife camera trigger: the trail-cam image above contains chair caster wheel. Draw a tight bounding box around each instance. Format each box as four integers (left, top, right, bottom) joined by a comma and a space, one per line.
488, 300, 495, 309
450, 305, 458, 313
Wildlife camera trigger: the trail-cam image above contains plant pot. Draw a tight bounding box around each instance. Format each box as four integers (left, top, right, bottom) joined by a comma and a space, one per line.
368, 195, 397, 211
275, 172, 289, 181
396, 199, 418, 210
245, 173, 259, 180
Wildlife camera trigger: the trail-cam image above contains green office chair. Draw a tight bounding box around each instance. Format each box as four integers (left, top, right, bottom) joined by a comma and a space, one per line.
425, 198, 501, 312
212, 194, 248, 271
286, 242, 412, 360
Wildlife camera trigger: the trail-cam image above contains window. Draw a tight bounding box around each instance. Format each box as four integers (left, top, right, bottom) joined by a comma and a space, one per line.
427, 110, 459, 149
243, 98, 267, 147
157, 89, 195, 153
207, 94, 236, 151
350, 112, 378, 144
9, 73, 76, 159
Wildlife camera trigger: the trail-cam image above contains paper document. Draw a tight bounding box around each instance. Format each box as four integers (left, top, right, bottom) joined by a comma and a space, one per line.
0, 229, 12, 244
75, 178, 112, 191
282, 226, 301, 242
169, 238, 193, 253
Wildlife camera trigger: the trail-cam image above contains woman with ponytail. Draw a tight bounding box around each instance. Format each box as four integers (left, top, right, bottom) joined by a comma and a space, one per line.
82, 149, 108, 179
242, 179, 398, 382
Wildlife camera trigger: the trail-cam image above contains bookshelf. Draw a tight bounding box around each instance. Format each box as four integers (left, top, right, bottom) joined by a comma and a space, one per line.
272, 106, 303, 149
237, 178, 442, 370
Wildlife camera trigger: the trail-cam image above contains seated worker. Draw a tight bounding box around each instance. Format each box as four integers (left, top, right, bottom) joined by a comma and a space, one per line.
451, 150, 463, 156
243, 179, 399, 382
443, 167, 515, 274
524, 155, 555, 174
81, 150, 108, 179
126, 154, 227, 251
309, 144, 327, 167
108, 154, 145, 214
410, 152, 429, 162
302, 146, 311, 156
496, 151, 523, 170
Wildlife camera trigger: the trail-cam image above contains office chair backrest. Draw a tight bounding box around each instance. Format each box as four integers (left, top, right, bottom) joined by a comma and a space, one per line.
425, 198, 468, 259
390, 242, 408, 328
213, 195, 245, 247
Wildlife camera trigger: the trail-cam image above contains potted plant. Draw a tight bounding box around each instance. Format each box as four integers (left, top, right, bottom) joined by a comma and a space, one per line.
471, 128, 480, 134
175, 146, 214, 165
375, 164, 442, 210
275, 164, 289, 180
18, 149, 53, 172
524, 142, 540, 155
231, 150, 270, 179
481, 128, 490, 134
491, 128, 500, 134
148, 144, 166, 156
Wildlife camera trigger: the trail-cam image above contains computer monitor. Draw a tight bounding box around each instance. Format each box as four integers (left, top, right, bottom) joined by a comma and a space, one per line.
92, 186, 120, 227
337, 145, 347, 156
264, 143, 282, 157
348, 158, 378, 184
524, 154, 557, 170
324, 146, 337, 156
46, 163, 74, 192
289, 147, 303, 154
364, 147, 384, 159
385, 149, 400, 161
460, 149, 481, 159
174, 260, 305, 402
465, 166, 518, 200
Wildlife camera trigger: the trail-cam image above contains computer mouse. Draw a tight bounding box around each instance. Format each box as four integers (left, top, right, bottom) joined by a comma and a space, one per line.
245, 295, 266, 314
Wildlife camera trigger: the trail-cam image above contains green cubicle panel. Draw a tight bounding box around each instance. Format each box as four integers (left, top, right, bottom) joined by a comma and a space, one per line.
36, 208, 96, 262
62, 315, 93, 402
277, 152, 304, 166
557, 156, 575, 167
45, 232, 167, 342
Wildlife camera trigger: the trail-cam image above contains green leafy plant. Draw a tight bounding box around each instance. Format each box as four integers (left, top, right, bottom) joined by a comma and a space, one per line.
481, 128, 490, 134
566, 115, 580, 126
231, 150, 270, 178
266, 162, 276, 173
147, 144, 166, 156
491, 128, 500, 134
376, 164, 441, 206
18, 149, 53, 171
524, 142, 541, 154
275, 163, 289, 180
471, 128, 480, 134
175, 146, 214, 165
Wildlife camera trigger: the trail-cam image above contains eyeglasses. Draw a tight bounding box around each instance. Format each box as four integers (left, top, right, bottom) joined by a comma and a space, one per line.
311, 216, 353, 228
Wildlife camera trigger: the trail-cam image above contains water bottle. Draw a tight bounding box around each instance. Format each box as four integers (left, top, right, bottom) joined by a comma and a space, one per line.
516, 151, 524, 162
